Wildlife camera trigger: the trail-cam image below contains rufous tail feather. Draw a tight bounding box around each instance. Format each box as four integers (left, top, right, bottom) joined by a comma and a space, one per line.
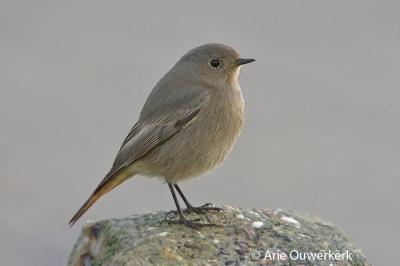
68, 170, 132, 227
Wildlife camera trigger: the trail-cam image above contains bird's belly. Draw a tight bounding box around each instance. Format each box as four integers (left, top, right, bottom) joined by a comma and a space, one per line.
138, 101, 244, 183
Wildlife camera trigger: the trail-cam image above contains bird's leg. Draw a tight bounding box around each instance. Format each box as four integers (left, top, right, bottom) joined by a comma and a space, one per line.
174, 184, 224, 214
161, 183, 221, 228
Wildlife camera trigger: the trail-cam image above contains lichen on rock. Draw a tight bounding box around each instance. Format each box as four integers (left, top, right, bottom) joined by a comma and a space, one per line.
68, 205, 371, 266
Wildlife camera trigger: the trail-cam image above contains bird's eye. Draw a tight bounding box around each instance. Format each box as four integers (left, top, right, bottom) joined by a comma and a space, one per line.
209, 58, 221, 68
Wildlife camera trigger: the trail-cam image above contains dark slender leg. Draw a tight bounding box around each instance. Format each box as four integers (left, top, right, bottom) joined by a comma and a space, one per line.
161, 183, 221, 228
168, 183, 184, 218
174, 184, 224, 213
173, 184, 193, 208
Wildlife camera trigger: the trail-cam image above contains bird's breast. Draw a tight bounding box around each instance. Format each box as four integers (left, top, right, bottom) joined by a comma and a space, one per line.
170, 88, 244, 179
138, 87, 244, 182
198, 88, 244, 149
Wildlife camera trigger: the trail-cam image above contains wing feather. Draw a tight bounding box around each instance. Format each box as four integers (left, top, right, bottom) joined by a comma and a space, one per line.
106, 88, 209, 178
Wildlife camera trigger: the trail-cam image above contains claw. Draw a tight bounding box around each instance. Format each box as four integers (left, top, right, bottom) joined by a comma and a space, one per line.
160, 211, 179, 225
161, 204, 224, 226
186, 204, 224, 214
165, 210, 178, 217
162, 216, 222, 229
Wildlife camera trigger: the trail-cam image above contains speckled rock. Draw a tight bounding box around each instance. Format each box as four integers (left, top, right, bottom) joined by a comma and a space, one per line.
68, 205, 371, 266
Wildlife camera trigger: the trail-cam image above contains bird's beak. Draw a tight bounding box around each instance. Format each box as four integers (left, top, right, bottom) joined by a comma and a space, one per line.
235, 58, 255, 66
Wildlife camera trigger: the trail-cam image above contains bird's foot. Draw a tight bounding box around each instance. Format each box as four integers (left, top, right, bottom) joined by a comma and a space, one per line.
185, 203, 224, 214
163, 203, 223, 220
164, 203, 223, 216
160, 215, 222, 229
162, 203, 224, 224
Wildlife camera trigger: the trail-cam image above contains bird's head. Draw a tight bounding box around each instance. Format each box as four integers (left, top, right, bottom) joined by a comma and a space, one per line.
176, 43, 255, 88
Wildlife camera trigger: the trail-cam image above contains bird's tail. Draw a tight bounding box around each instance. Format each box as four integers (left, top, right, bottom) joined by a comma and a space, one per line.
68, 169, 133, 227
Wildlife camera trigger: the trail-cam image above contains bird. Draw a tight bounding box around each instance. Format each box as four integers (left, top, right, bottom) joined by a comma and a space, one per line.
69, 43, 255, 228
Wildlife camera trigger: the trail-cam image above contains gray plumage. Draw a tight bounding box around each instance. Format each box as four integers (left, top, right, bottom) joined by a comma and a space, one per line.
69, 43, 254, 226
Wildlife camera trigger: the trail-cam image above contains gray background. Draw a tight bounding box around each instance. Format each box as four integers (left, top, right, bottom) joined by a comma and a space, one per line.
0, 1, 399, 265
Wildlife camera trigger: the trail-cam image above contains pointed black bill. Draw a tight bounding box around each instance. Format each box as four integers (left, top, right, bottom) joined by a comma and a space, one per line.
235, 58, 255, 66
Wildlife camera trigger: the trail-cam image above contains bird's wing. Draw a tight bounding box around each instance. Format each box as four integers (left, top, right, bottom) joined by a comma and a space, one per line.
68, 87, 209, 227
108, 87, 210, 178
